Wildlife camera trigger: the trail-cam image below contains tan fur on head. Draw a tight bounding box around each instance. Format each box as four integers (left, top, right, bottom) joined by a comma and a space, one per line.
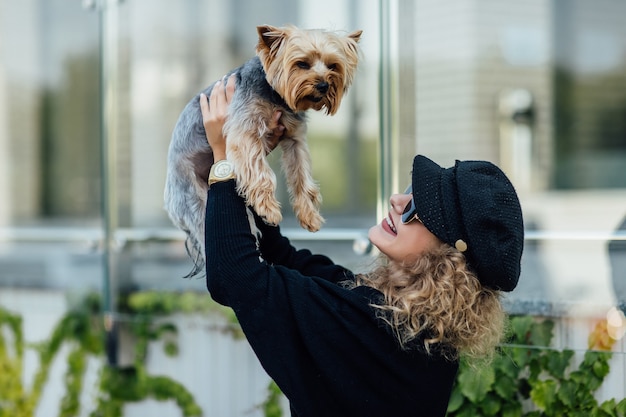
256, 25, 362, 115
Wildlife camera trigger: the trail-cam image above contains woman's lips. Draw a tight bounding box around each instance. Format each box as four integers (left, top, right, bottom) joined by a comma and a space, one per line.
381, 213, 397, 235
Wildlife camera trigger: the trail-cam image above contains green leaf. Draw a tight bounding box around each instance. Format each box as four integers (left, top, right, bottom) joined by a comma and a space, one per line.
446, 386, 464, 412
455, 406, 479, 417
501, 402, 523, 417
529, 320, 554, 347
592, 357, 611, 379
493, 375, 518, 399
557, 379, 577, 408
458, 364, 495, 403
617, 398, 626, 416
591, 407, 616, 417
572, 387, 599, 410
582, 351, 612, 371
570, 369, 585, 384
508, 346, 531, 369
494, 354, 520, 379
262, 380, 283, 417
479, 393, 501, 416
545, 349, 574, 377
164, 341, 178, 357
528, 354, 543, 381
509, 316, 534, 343
157, 323, 178, 336
530, 379, 557, 411
598, 399, 618, 416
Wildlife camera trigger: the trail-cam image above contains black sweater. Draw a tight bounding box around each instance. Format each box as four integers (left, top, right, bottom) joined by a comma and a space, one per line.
205, 181, 458, 417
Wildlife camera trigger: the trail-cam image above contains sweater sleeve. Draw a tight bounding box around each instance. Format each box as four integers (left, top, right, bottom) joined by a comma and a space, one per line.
204, 181, 352, 305
251, 212, 354, 284
204, 181, 264, 306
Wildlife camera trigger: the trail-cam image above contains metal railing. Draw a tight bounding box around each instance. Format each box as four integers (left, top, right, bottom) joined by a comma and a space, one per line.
1, 226, 625, 244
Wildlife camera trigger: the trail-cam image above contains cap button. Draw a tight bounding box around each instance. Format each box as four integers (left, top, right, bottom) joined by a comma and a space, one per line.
455, 239, 468, 252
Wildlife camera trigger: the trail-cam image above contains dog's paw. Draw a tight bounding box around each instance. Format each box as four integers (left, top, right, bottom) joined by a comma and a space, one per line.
292, 188, 324, 231
299, 210, 324, 232
254, 196, 283, 226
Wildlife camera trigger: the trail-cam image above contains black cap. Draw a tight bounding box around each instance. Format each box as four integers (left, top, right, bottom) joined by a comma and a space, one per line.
411, 155, 524, 291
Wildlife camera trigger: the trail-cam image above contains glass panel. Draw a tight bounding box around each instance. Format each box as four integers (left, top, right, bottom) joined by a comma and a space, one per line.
103, 0, 381, 294
1, 1, 380, 414
553, 0, 626, 189
0, 1, 102, 287
401, 0, 626, 315
0, 3, 106, 411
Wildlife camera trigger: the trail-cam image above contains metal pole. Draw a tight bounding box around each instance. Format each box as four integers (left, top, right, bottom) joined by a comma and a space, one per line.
378, 0, 394, 221
96, 0, 120, 366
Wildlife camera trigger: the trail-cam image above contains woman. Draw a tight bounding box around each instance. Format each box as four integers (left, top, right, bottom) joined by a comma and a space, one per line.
200, 76, 524, 417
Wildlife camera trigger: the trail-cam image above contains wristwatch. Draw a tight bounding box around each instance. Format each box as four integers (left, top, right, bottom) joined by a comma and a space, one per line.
208, 159, 236, 186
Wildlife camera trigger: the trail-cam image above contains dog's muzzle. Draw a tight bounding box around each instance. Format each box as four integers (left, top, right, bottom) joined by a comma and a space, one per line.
316, 81, 329, 94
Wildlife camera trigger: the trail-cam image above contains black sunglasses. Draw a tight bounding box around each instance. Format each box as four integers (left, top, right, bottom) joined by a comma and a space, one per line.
401, 185, 422, 224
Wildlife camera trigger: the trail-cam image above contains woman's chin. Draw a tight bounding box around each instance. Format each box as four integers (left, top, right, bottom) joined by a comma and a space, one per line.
368, 224, 392, 252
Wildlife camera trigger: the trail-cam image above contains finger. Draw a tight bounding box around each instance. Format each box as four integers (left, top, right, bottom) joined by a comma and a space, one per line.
271, 111, 282, 127
224, 74, 236, 103
265, 118, 285, 154
213, 78, 229, 111
199, 93, 210, 123
272, 111, 285, 139
266, 111, 282, 134
210, 80, 222, 110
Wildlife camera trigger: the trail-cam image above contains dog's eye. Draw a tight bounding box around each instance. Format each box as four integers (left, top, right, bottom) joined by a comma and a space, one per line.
296, 61, 310, 70
328, 63, 338, 71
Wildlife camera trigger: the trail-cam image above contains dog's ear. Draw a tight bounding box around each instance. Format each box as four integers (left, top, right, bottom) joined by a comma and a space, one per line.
348, 30, 363, 43
343, 30, 363, 58
256, 25, 286, 60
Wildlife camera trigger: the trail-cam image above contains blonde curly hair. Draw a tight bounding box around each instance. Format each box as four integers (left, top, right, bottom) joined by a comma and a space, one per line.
355, 241, 505, 361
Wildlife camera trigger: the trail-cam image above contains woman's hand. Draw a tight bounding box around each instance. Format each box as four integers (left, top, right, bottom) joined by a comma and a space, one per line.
200, 75, 235, 161
199, 74, 285, 161
265, 111, 285, 153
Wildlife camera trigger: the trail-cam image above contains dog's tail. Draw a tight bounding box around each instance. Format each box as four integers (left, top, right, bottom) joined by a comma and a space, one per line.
182, 230, 205, 279
183, 229, 206, 278
163, 179, 207, 279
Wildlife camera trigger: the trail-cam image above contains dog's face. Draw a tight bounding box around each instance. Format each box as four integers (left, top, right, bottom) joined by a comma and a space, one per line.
256, 25, 362, 115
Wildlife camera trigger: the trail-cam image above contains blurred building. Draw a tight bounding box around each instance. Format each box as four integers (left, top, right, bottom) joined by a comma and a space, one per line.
0, 0, 625, 414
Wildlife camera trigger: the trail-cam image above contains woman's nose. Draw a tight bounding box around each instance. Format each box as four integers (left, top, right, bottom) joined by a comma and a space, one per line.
390, 193, 410, 211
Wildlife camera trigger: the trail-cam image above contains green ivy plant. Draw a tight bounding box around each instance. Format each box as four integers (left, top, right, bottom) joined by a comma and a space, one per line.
4, 292, 625, 417
447, 315, 626, 417
0, 307, 31, 417
0, 291, 283, 417
0, 292, 204, 417
261, 380, 284, 417
0, 294, 106, 417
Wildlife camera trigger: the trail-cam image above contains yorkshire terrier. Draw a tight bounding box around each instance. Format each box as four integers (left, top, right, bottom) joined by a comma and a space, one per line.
164, 25, 362, 276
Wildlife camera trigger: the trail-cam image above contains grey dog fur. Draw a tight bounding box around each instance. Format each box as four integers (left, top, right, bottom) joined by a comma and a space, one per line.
164, 56, 306, 277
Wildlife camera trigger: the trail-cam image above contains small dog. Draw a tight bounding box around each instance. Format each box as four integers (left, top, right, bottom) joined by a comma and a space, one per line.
164, 25, 362, 276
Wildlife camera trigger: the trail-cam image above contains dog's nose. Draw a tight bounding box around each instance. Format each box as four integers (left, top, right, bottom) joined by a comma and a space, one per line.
316, 82, 329, 94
